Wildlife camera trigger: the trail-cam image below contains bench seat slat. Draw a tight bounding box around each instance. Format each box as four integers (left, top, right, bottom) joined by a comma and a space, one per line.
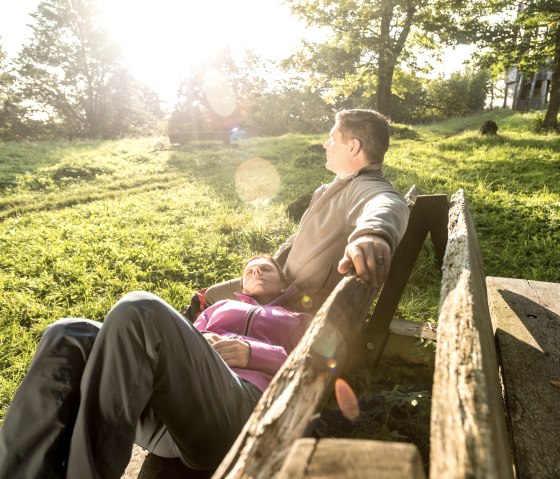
277, 438, 426, 479
487, 276, 560, 479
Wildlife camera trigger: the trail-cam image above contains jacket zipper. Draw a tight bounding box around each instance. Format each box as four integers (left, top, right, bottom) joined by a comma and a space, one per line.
243, 306, 259, 336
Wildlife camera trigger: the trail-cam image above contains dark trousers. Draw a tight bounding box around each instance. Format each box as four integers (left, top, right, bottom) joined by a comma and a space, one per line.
0, 291, 261, 479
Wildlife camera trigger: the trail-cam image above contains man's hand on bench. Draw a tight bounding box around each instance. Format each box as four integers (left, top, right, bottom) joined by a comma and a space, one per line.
338, 235, 391, 291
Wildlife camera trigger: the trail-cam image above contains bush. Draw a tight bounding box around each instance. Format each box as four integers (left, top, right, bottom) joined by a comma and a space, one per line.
425, 70, 491, 120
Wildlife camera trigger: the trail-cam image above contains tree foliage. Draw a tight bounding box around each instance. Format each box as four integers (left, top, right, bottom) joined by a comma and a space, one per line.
476, 1, 560, 130
16, 0, 163, 139
169, 48, 256, 137
244, 85, 334, 136
0, 41, 29, 140
283, 0, 471, 117
389, 69, 490, 123
425, 70, 490, 119
169, 49, 334, 138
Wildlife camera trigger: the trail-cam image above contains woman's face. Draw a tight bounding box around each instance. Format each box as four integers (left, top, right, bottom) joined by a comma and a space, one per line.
242, 258, 284, 303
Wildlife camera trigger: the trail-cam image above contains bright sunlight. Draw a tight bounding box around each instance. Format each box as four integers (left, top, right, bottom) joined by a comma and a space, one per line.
97, 0, 308, 103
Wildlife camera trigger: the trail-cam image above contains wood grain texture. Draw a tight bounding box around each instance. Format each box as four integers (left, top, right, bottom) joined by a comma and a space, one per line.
429, 190, 514, 479
277, 438, 426, 479
383, 319, 436, 366
487, 276, 560, 479
122, 445, 149, 479
212, 275, 377, 479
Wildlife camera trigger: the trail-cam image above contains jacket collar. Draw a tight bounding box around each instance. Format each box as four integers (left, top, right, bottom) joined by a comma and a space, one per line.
334, 163, 383, 183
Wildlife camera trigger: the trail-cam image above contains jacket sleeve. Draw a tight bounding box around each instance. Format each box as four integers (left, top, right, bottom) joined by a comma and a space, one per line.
193, 301, 225, 332
348, 190, 409, 253
244, 340, 288, 376
243, 311, 312, 376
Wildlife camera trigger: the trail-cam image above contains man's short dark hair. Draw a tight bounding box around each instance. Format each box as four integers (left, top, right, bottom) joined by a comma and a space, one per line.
336, 109, 390, 165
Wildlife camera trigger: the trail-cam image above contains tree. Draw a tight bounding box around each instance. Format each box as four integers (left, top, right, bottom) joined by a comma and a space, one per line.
383, 69, 428, 123
244, 85, 334, 136
170, 48, 273, 137
101, 69, 164, 138
283, 0, 470, 117
170, 48, 240, 136
477, 1, 560, 130
16, 0, 162, 138
0, 40, 28, 140
425, 70, 490, 119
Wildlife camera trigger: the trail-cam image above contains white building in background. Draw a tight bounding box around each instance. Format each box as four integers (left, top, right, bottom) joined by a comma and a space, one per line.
504, 66, 552, 111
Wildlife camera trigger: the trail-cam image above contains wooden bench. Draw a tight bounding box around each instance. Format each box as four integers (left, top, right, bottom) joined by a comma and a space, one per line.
169, 130, 233, 146
431, 195, 560, 479
123, 186, 436, 478
123, 188, 558, 478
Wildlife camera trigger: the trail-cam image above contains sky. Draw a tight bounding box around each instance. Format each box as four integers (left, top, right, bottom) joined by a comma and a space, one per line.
0, 0, 323, 104
0, 0, 473, 105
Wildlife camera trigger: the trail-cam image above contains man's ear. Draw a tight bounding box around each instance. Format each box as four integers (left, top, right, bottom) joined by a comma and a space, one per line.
349, 138, 362, 157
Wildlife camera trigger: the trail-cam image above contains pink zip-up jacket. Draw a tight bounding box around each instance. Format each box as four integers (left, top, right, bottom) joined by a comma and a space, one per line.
193, 286, 312, 392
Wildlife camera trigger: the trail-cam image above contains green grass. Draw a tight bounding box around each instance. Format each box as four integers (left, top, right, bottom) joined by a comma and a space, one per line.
1, 110, 559, 451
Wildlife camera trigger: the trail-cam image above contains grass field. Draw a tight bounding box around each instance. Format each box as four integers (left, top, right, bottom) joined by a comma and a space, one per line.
1, 110, 559, 451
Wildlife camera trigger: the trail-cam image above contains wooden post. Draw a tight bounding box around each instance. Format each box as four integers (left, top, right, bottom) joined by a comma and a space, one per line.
359, 194, 448, 368
212, 276, 377, 479
430, 190, 514, 479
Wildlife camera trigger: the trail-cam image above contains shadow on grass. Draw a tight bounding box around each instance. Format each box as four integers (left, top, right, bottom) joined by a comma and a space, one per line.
437, 132, 560, 153
0, 141, 106, 192
165, 139, 331, 207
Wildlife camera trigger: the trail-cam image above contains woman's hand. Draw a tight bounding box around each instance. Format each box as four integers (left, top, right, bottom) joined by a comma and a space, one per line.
211, 338, 250, 368
202, 332, 223, 345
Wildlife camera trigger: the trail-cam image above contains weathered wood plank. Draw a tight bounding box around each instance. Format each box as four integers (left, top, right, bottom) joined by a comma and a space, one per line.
276, 438, 426, 479
384, 319, 437, 366
275, 438, 316, 478
486, 276, 560, 479
122, 445, 149, 479
430, 190, 514, 479
212, 275, 377, 479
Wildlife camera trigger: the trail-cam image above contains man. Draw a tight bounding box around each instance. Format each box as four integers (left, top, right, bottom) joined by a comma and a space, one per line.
207, 109, 409, 310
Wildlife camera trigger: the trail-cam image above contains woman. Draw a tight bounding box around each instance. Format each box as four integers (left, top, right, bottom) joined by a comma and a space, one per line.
0, 255, 312, 479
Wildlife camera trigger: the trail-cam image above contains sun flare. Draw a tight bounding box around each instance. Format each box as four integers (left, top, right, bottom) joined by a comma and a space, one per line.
97, 0, 303, 103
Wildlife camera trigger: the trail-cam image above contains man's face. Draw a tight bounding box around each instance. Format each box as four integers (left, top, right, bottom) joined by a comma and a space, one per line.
242, 258, 283, 302
323, 123, 353, 176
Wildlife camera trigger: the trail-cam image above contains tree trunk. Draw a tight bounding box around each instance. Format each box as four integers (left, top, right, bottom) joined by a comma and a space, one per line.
543, 36, 560, 130
376, 60, 395, 116
374, 2, 416, 117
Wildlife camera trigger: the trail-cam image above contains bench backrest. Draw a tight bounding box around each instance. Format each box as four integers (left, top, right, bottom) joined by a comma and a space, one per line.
430, 190, 514, 479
